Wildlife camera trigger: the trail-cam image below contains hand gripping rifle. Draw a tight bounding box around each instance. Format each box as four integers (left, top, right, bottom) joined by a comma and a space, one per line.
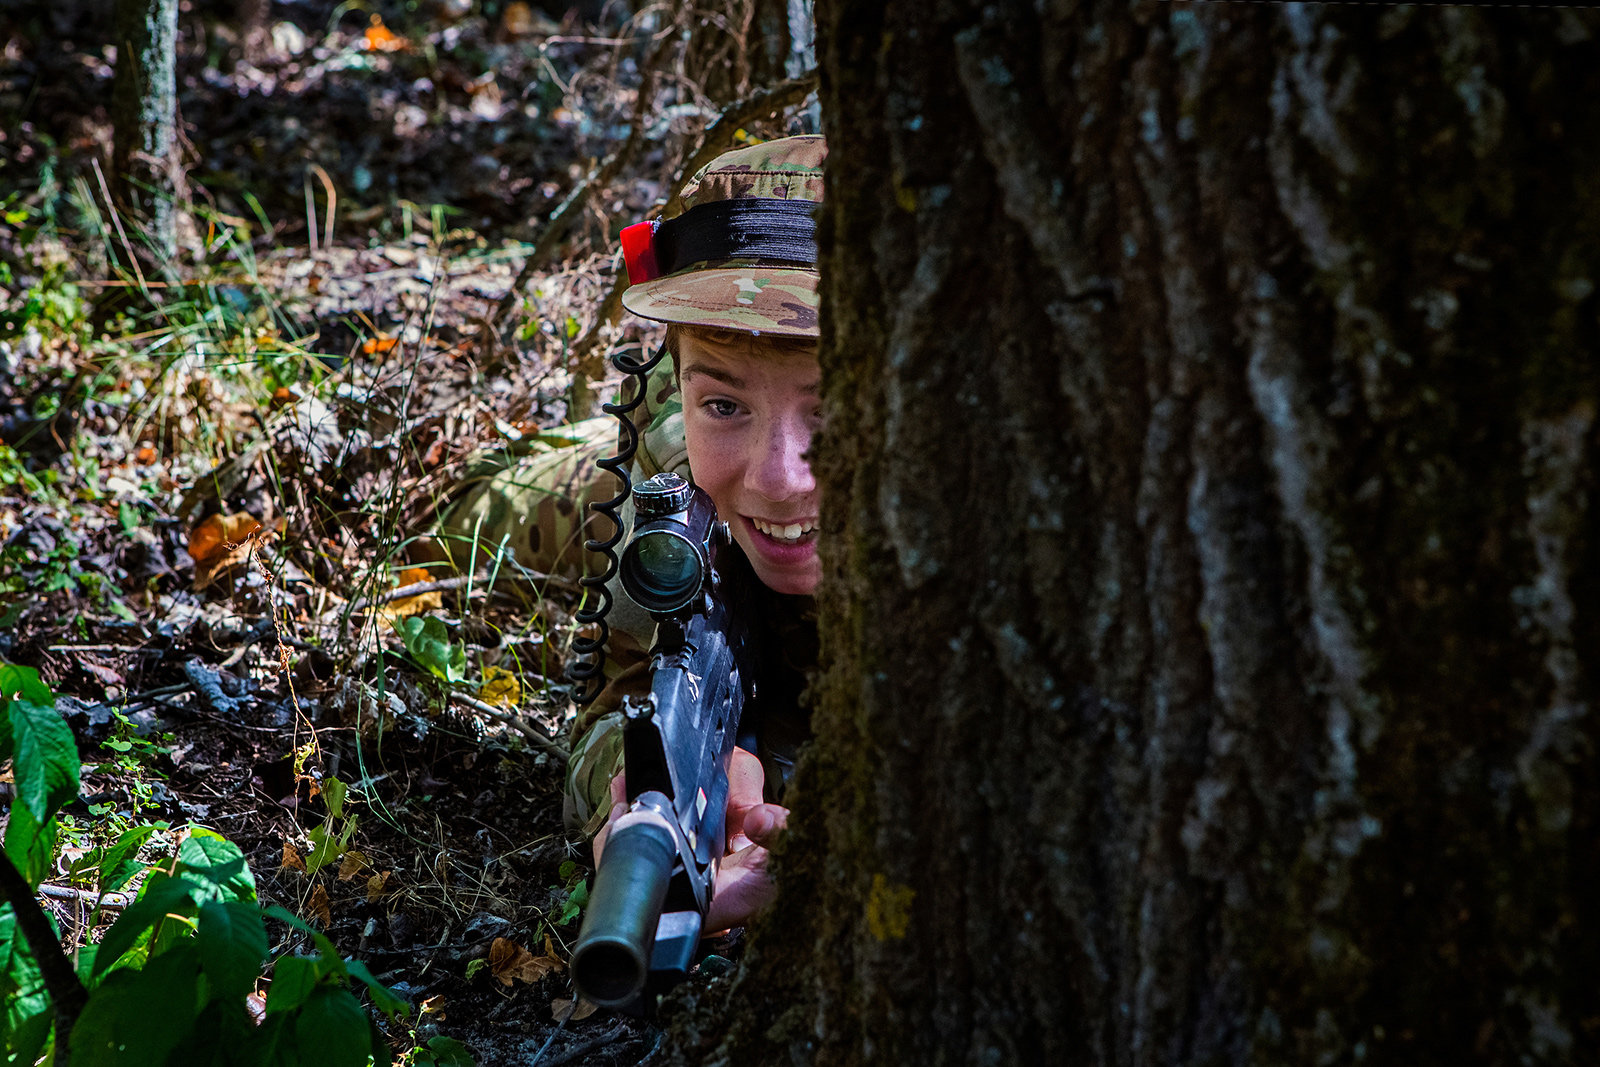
570, 471, 757, 1010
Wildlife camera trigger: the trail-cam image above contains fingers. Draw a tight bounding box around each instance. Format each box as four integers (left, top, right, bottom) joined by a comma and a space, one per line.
723, 748, 767, 849
592, 799, 627, 866
741, 803, 789, 848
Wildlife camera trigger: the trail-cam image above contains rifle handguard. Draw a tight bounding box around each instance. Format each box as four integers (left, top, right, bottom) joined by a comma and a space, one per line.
571, 809, 678, 1007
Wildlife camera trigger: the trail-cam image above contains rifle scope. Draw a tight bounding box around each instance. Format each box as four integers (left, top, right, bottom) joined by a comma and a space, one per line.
620, 473, 722, 617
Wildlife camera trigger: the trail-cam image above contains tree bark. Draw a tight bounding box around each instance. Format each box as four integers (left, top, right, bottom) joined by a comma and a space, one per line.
111, 0, 183, 274
698, 3, 1600, 1064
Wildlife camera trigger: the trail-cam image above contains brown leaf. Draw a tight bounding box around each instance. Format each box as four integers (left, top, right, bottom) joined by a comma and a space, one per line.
551, 997, 599, 1022
488, 937, 560, 987
380, 567, 444, 623
336, 850, 369, 881
365, 870, 394, 903
308, 883, 331, 926
281, 842, 306, 873
420, 995, 448, 1016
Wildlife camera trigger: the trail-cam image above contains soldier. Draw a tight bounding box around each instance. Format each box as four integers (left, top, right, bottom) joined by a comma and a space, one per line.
434, 135, 826, 930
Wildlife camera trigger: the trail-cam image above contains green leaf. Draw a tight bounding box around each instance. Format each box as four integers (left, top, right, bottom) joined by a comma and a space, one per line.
92, 876, 198, 978
417, 1035, 477, 1067
9, 698, 80, 822
197, 901, 269, 1003
291, 987, 372, 1067
3, 800, 57, 889
322, 777, 348, 819
0, 905, 54, 1066
261, 905, 348, 974
73, 942, 201, 1066
86, 822, 167, 895
397, 616, 466, 683
178, 829, 257, 903
343, 958, 407, 1019
117, 501, 140, 534
264, 955, 322, 1018
304, 825, 344, 876
0, 661, 54, 707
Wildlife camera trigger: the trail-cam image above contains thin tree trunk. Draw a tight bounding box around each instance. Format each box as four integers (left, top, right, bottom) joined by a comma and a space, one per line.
111, 0, 182, 274
690, 3, 1600, 1064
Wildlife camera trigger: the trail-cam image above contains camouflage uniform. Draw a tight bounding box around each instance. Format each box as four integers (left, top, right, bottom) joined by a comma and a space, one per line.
435, 137, 825, 832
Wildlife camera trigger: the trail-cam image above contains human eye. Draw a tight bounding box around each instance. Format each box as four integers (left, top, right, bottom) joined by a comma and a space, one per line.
702, 397, 742, 419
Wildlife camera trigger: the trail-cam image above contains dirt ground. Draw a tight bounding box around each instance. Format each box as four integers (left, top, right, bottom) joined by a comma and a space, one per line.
1, 0, 807, 1060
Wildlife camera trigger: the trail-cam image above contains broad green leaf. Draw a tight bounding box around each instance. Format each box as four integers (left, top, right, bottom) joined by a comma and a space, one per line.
322, 777, 348, 819
0, 661, 53, 707
92, 876, 198, 978
304, 825, 344, 876
291, 987, 371, 1067
262, 905, 347, 977
9, 698, 80, 822
264, 955, 321, 1017
416, 1035, 477, 1067
178, 829, 257, 903
3, 799, 57, 889
87, 822, 167, 895
343, 958, 406, 1019
73, 942, 201, 1066
197, 901, 269, 1003
0, 905, 53, 1063
398, 616, 466, 683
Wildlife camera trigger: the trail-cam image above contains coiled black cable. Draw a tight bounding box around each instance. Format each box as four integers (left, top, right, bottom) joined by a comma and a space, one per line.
569, 343, 669, 705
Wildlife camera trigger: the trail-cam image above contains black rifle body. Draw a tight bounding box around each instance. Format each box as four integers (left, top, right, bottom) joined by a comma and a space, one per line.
570, 563, 755, 1009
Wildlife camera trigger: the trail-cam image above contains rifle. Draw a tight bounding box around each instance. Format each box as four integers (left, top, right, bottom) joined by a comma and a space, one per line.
570, 472, 757, 1010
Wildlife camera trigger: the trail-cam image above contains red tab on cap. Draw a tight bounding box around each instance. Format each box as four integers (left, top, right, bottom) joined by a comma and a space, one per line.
620, 221, 661, 285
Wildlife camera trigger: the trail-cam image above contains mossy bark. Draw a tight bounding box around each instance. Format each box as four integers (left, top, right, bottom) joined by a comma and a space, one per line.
691, 3, 1600, 1064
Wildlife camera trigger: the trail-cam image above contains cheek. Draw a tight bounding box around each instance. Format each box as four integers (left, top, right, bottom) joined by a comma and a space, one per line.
685, 422, 744, 513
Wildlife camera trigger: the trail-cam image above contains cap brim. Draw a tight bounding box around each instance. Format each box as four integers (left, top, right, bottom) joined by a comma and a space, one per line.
622, 261, 818, 338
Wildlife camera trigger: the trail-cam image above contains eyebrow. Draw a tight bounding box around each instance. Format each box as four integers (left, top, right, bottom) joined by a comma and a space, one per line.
680, 364, 745, 390
679, 363, 822, 395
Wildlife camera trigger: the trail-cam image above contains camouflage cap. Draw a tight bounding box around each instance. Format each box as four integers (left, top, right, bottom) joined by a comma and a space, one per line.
621, 135, 824, 338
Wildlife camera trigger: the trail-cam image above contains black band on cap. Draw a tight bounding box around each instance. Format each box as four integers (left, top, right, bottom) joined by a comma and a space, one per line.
653, 199, 817, 274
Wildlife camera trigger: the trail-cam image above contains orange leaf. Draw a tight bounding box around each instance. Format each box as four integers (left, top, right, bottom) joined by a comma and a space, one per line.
362, 334, 399, 354
308, 883, 332, 926
281, 842, 306, 873
337, 850, 369, 881
363, 15, 406, 51
189, 511, 264, 590
135, 445, 157, 464
420, 995, 448, 1017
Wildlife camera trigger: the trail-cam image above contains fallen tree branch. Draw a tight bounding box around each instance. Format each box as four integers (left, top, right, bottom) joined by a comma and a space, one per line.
447, 691, 569, 763
0, 850, 88, 1064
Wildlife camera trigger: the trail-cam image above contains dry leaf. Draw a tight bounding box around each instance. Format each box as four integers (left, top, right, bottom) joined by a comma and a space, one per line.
480, 666, 521, 708
281, 842, 306, 873
365, 870, 394, 903
380, 566, 443, 623
420, 995, 448, 1016
336, 850, 369, 881
551, 997, 598, 1022
135, 445, 157, 464
189, 511, 264, 590
501, 1, 534, 36
308, 883, 332, 926
487, 937, 559, 986
362, 334, 400, 354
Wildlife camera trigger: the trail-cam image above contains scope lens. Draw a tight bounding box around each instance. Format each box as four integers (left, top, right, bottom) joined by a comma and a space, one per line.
622, 532, 702, 611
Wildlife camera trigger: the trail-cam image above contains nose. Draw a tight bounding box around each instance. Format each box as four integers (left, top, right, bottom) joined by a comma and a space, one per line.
746, 411, 815, 502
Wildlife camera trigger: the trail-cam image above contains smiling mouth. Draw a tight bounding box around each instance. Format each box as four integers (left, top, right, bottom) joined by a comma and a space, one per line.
749, 517, 818, 545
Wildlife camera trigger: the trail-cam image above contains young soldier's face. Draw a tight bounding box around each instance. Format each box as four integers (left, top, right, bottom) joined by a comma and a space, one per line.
678, 329, 822, 596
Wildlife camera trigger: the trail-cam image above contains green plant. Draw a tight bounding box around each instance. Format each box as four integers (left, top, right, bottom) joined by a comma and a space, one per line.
396, 616, 466, 685
0, 661, 405, 1065
549, 859, 589, 928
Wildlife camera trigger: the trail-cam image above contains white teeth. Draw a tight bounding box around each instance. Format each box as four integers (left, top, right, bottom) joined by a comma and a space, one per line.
753, 518, 816, 542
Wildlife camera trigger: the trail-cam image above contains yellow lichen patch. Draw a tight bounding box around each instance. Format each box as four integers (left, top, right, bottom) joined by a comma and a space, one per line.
866, 873, 915, 940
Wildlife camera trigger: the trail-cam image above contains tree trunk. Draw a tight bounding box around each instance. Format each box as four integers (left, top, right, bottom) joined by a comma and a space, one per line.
699, 3, 1600, 1064
111, 0, 182, 273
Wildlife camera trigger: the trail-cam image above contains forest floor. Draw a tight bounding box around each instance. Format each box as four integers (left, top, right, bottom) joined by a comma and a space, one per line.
1, 1, 811, 1062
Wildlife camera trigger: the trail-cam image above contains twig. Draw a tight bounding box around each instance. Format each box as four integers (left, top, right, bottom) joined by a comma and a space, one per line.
37, 884, 132, 908
345, 575, 481, 614
446, 692, 569, 763
537, 1021, 629, 1067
